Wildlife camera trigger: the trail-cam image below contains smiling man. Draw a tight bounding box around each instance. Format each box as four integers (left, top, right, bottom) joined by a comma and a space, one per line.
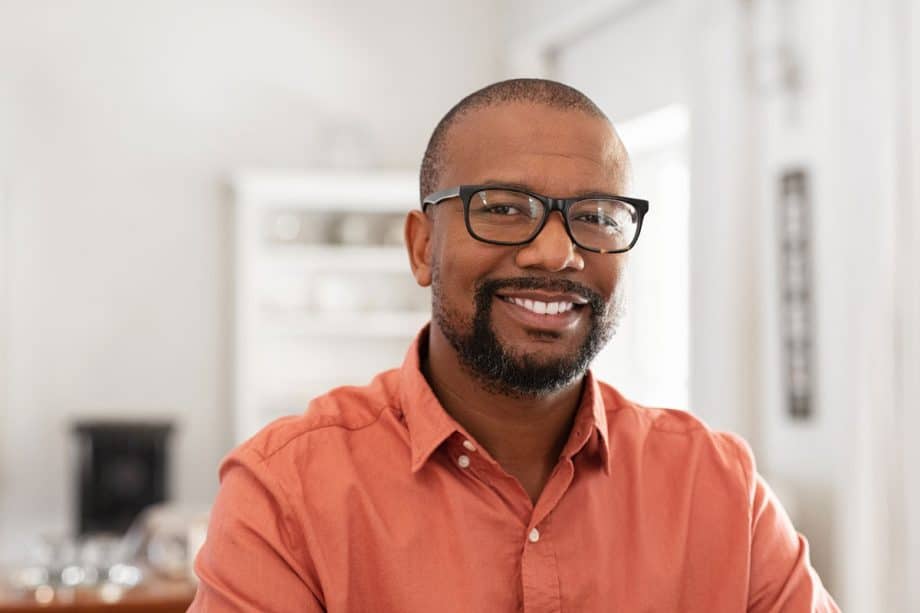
190, 79, 839, 612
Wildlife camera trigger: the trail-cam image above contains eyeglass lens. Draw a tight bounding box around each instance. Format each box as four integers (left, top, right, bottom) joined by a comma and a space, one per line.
467, 188, 638, 252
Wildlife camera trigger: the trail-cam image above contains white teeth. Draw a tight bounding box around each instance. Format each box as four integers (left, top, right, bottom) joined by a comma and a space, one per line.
507, 297, 574, 315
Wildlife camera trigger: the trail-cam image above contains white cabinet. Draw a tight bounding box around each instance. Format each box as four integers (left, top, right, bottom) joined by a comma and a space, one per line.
232, 171, 428, 444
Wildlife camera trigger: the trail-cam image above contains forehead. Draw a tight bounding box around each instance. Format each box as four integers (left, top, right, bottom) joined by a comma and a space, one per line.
438, 101, 628, 196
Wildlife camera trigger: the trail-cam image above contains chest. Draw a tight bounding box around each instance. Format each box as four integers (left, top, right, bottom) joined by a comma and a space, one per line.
304, 451, 751, 613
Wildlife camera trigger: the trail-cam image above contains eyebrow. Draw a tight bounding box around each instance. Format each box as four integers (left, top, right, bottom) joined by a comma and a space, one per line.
477, 179, 621, 199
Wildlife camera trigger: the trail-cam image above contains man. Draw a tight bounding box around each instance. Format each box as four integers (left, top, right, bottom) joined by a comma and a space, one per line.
190, 79, 839, 612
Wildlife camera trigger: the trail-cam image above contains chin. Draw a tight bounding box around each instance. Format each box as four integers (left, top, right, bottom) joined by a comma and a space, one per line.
497, 335, 586, 368
497, 325, 583, 352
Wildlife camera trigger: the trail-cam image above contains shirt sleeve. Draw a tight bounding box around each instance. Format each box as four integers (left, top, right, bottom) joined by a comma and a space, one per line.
188, 447, 325, 612
720, 433, 841, 613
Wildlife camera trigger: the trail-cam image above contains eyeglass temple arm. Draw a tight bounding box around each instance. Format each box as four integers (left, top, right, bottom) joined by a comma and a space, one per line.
421, 187, 461, 210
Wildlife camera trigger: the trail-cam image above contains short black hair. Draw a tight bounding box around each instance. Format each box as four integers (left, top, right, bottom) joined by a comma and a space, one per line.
419, 78, 612, 202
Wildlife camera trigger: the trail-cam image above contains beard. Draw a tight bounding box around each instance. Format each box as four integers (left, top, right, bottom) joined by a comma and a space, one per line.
431, 269, 624, 398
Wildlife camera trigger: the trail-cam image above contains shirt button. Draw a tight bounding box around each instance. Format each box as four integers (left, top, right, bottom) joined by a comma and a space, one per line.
528, 528, 540, 543
457, 455, 471, 468
462, 440, 476, 452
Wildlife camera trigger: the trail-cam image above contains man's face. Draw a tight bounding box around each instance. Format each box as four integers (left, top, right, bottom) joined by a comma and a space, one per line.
424, 102, 630, 397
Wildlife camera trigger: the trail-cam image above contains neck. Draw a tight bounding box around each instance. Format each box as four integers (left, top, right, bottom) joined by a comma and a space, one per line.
423, 324, 584, 488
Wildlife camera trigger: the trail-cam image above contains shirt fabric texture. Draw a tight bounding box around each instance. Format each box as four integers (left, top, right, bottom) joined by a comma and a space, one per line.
190, 328, 840, 612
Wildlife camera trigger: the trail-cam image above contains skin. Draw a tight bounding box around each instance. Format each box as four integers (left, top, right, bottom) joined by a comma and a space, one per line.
405, 101, 631, 504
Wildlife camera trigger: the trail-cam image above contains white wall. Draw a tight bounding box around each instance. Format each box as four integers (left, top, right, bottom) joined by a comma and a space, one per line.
507, 0, 604, 33
506, 0, 663, 76
681, 0, 763, 445
900, 4, 920, 609
553, 0, 684, 122
0, 0, 503, 562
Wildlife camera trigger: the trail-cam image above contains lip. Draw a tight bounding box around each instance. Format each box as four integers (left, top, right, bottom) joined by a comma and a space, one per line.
493, 295, 586, 333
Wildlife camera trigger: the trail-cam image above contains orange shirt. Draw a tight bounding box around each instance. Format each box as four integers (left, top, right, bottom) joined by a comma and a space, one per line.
190, 329, 839, 612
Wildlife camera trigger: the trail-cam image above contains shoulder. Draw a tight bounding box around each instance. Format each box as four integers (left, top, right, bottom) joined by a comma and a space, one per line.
597, 380, 755, 492
210, 367, 410, 549
225, 368, 403, 471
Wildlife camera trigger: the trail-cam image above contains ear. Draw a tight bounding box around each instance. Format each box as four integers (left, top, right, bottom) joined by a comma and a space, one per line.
404, 209, 433, 287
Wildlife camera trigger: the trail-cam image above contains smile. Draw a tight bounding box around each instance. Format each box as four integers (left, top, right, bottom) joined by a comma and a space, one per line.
493, 293, 586, 335
501, 296, 575, 315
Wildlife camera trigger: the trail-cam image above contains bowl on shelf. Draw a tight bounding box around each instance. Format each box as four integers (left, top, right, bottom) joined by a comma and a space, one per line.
332, 213, 376, 246
379, 214, 406, 247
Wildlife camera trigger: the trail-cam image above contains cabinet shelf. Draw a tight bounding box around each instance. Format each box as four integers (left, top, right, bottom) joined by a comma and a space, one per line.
234, 170, 425, 444
259, 245, 410, 273
266, 310, 429, 339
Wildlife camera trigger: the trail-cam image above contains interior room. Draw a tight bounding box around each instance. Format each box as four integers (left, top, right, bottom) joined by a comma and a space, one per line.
0, 0, 917, 611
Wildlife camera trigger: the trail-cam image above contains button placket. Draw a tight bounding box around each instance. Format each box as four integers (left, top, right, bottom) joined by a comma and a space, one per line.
450, 437, 536, 522
521, 518, 561, 611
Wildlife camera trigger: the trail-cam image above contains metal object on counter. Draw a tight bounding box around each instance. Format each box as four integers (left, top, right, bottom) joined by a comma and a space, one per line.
2, 503, 207, 607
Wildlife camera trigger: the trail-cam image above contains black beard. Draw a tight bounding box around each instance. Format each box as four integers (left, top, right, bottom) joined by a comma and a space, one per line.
432, 274, 621, 398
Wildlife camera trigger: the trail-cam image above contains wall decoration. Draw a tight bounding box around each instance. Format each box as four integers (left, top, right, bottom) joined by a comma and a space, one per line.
779, 169, 815, 419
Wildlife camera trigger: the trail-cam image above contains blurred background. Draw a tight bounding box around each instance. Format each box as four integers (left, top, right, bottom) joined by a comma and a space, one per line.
0, 0, 917, 611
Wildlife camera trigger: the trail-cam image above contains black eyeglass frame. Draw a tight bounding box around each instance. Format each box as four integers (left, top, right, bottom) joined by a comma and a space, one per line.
421, 184, 650, 254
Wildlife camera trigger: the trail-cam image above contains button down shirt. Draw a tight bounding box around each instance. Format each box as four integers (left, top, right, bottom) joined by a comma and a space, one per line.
190, 329, 839, 612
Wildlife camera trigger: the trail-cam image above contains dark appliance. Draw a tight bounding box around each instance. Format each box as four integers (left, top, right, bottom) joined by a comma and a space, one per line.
72, 420, 174, 535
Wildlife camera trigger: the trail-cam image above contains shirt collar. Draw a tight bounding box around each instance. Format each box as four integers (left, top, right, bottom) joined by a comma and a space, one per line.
398, 326, 462, 472
398, 325, 612, 475
568, 369, 612, 474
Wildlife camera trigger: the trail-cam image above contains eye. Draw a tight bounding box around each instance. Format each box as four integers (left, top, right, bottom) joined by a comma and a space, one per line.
573, 212, 621, 230
482, 203, 524, 216
472, 190, 542, 220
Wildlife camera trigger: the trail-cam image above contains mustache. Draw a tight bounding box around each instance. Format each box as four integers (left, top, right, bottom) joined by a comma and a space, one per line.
475, 277, 605, 312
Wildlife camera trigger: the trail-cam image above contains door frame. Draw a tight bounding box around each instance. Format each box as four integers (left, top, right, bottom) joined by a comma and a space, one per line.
506, 0, 650, 76
896, 0, 920, 608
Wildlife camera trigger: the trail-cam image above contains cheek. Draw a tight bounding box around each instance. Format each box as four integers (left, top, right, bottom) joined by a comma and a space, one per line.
435, 252, 486, 303
430, 225, 478, 302
585, 254, 629, 300
432, 238, 506, 309
435, 215, 507, 270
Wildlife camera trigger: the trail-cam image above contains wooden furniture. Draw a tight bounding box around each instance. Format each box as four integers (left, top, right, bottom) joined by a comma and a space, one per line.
0, 579, 196, 612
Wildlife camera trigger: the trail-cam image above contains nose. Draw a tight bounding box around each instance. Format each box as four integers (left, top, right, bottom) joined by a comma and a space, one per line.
514, 211, 585, 272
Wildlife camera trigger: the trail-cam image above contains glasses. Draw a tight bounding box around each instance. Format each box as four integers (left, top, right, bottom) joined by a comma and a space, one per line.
422, 184, 649, 254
